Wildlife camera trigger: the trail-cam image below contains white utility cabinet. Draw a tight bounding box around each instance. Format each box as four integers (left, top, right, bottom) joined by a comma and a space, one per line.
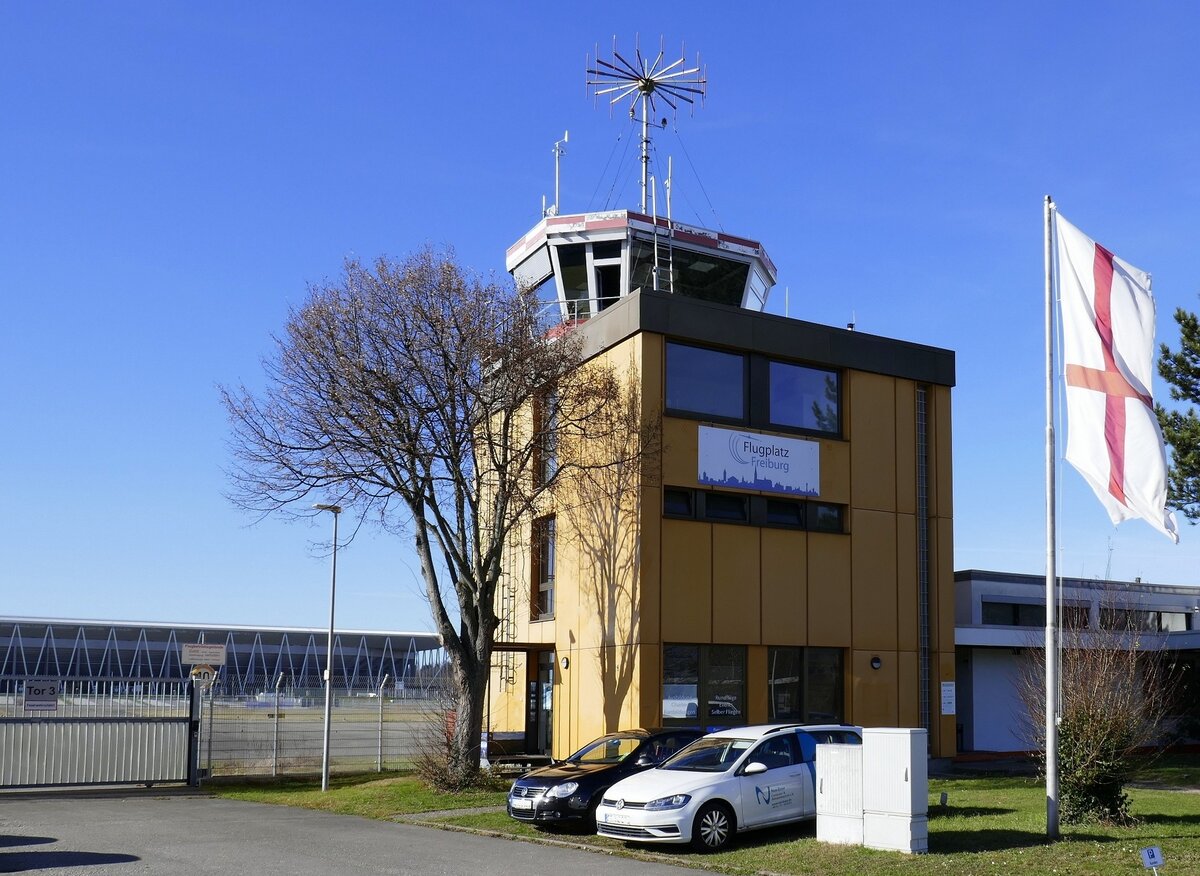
815, 743, 863, 845
862, 728, 928, 854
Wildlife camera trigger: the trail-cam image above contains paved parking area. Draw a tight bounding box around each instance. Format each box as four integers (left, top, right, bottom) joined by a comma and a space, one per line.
0, 790, 705, 875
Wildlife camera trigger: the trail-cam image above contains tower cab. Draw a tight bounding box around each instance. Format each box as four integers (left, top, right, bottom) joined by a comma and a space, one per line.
506, 209, 777, 326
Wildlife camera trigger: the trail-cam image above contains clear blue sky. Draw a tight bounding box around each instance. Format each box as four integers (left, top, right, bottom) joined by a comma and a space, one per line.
3, 3, 1199, 632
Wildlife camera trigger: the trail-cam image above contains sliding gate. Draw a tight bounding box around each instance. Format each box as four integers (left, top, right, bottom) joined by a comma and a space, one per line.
0, 677, 196, 789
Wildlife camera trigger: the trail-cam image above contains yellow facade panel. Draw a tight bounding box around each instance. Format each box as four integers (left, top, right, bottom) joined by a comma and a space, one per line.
895, 514, 918, 652
851, 649, 897, 727
761, 528, 807, 646
573, 645, 606, 742
640, 333, 663, 414
850, 509, 897, 652
713, 525, 761, 644
934, 516, 956, 652
661, 418, 700, 487
894, 380, 916, 515
933, 385, 954, 518
896, 649, 919, 729
819, 439, 850, 504
807, 534, 851, 646
661, 519, 712, 641
849, 373, 897, 512
639, 486, 662, 648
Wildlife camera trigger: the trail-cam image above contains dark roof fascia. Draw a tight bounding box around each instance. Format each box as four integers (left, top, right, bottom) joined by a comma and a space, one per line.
577, 289, 956, 387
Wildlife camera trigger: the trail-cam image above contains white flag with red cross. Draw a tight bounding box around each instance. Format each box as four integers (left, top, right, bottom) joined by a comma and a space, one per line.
1056, 213, 1178, 543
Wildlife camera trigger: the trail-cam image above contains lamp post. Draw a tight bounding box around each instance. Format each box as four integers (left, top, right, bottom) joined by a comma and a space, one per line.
313, 503, 342, 792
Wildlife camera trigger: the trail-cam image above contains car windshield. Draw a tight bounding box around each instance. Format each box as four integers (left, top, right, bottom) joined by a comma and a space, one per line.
568, 735, 644, 765
660, 737, 753, 772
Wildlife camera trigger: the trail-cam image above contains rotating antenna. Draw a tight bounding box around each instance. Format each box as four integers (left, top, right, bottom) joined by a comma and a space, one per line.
586, 36, 706, 213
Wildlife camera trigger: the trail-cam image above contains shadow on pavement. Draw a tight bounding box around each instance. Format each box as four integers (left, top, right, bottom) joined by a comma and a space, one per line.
0, 835, 55, 848
0, 850, 140, 871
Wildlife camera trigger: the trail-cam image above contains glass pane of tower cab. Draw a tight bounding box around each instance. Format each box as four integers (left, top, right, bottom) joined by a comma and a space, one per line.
506, 210, 778, 328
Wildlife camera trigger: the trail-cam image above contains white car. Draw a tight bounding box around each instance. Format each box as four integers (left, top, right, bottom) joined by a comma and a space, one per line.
595, 723, 861, 852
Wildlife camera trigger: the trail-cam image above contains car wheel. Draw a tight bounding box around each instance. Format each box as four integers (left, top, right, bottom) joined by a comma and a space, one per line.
691, 801, 735, 852
582, 800, 599, 833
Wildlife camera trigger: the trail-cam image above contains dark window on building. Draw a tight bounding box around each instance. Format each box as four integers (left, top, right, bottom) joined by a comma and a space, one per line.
531, 516, 556, 620
982, 601, 1045, 627
982, 600, 1089, 629
665, 342, 747, 421
662, 644, 746, 727
764, 498, 805, 528
663, 487, 694, 518
767, 647, 845, 724
663, 341, 844, 439
808, 503, 844, 533
663, 487, 847, 535
557, 245, 590, 320
769, 361, 840, 434
1062, 605, 1090, 629
702, 492, 749, 523
1100, 607, 1191, 632
596, 264, 622, 309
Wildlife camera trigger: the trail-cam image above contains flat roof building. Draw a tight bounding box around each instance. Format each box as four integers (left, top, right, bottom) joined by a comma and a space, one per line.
487, 203, 957, 758
954, 569, 1200, 753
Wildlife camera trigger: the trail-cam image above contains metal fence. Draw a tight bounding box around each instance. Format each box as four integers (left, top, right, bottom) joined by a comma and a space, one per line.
197, 680, 449, 779
0, 677, 192, 788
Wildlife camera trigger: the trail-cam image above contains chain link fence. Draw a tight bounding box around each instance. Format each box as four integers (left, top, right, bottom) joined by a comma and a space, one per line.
197, 679, 450, 778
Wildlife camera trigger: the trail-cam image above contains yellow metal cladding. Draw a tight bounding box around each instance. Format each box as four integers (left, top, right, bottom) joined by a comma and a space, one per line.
488, 314, 956, 759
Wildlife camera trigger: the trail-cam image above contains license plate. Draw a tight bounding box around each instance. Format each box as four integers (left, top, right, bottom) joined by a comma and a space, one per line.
510, 798, 533, 810
603, 812, 629, 824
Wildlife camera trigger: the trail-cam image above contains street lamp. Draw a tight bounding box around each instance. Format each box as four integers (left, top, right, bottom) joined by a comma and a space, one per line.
313, 503, 342, 792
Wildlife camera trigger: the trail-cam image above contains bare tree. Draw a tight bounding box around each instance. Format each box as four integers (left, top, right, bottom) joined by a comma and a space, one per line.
1017, 598, 1174, 824
222, 248, 616, 784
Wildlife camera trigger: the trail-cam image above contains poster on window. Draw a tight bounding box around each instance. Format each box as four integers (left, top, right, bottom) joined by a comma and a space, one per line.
697, 425, 819, 496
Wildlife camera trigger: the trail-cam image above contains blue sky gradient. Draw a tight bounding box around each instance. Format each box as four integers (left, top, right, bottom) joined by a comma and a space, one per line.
3, 3, 1199, 630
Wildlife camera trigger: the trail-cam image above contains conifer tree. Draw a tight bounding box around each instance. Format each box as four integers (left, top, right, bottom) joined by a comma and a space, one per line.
1157, 307, 1200, 522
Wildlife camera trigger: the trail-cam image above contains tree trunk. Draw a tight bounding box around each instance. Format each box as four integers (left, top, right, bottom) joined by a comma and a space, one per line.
447, 647, 490, 785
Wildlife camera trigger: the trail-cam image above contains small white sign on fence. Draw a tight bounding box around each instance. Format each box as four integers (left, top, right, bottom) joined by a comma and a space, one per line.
182, 643, 227, 666
24, 678, 60, 711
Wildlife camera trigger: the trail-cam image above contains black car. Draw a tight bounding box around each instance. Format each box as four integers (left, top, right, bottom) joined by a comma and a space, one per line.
506, 728, 703, 829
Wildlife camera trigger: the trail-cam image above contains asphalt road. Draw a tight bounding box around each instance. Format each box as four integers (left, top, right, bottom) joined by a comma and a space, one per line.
0, 790, 707, 875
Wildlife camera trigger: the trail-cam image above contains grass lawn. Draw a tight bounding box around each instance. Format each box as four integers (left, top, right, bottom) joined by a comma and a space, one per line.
211, 765, 1200, 875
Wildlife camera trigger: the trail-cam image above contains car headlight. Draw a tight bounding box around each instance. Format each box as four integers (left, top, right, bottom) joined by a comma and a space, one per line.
544, 781, 580, 798
644, 793, 691, 811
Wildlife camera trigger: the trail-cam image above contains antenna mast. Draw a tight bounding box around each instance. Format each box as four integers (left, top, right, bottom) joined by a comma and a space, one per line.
587, 36, 706, 213
548, 131, 568, 217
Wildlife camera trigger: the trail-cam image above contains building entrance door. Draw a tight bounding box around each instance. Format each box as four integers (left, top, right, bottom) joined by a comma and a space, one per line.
524, 651, 554, 755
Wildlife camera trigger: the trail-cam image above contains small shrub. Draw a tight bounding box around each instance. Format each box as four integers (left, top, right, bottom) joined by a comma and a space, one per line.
410, 695, 507, 792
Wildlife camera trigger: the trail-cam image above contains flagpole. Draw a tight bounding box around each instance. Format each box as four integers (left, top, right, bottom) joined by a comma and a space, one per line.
1044, 194, 1060, 839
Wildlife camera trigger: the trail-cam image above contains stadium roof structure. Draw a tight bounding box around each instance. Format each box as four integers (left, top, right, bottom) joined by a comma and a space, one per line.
0, 616, 444, 694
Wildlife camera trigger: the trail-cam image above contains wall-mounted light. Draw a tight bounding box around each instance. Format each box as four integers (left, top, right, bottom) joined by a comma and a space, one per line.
870, 656, 882, 671
560, 656, 569, 670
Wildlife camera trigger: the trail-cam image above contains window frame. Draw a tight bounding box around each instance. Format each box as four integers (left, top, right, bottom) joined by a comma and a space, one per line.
530, 515, 556, 621
766, 646, 846, 725
664, 341, 749, 424
662, 643, 747, 728
766, 360, 842, 436
663, 486, 848, 535
664, 340, 843, 439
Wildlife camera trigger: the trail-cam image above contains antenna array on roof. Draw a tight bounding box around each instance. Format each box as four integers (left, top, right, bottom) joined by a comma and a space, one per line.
586, 36, 706, 213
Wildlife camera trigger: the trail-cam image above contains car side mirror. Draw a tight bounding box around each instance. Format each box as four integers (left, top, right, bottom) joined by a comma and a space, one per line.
743, 761, 767, 776
635, 753, 656, 767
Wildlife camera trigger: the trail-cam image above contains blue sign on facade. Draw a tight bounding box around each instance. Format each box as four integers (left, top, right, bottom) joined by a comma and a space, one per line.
697, 425, 819, 496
